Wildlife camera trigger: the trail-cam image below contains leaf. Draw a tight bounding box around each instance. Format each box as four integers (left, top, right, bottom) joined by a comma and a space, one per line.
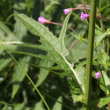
91, 97, 110, 108
11, 56, 30, 98
0, 20, 18, 41
36, 59, 53, 87
0, 58, 12, 72
14, 103, 25, 110
71, 94, 83, 103
35, 11, 72, 87
52, 96, 62, 110
58, 11, 72, 56
97, 97, 110, 108
100, 71, 110, 95
67, 41, 87, 63
75, 66, 85, 87
33, 101, 45, 110
95, 29, 110, 47
98, 4, 110, 13
14, 13, 85, 92
68, 76, 83, 103
98, 49, 109, 69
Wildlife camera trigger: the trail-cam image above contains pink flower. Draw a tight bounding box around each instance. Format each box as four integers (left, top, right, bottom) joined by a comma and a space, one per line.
38, 16, 50, 24
80, 12, 89, 21
63, 8, 73, 15
95, 72, 101, 79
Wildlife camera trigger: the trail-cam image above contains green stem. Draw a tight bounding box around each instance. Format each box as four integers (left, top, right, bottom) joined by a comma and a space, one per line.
82, 0, 87, 13
84, 0, 96, 109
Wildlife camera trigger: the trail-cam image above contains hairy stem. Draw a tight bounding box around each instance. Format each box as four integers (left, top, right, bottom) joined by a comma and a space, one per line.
84, 0, 96, 109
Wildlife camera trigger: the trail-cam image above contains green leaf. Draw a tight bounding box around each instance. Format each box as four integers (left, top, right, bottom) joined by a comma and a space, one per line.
75, 66, 85, 87
91, 97, 110, 108
95, 29, 110, 47
97, 97, 110, 108
100, 71, 110, 95
67, 41, 87, 63
52, 96, 62, 110
58, 11, 72, 56
11, 56, 30, 98
98, 50, 109, 69
0, 20, 15, 38
14, 13, 85, 92
35, 11, 72, 87
33, 101, 45, 110
98, 4, 110, 13
13, 103, 25, 110
0, 58, 11, 72
36, 59, 53, 87
68, 77, 83, 103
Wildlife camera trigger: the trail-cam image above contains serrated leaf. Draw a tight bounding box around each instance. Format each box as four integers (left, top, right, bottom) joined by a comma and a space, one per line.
68, 77, 83, 103
14, 14, 85, 92
36, 12, 72, 87
12, 56, 30, 98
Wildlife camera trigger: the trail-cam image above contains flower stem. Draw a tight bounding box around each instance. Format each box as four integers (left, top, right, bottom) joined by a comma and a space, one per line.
50, 22, 74, 31
68, 40, 78, 50
84, 0, 96, 109
96, 16, 110, 21
82, 0, 87, 13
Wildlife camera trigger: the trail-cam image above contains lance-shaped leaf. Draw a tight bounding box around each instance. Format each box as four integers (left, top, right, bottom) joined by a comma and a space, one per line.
14, 14, 85, 93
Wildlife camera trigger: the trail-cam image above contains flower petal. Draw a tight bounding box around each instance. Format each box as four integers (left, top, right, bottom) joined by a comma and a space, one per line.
95, 72, 101, 79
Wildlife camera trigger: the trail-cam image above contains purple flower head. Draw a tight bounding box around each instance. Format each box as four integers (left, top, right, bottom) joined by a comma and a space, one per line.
63, 8, 73, 15
80, 12, 89, 21
38, 16, 50, 24
95, 72, 101, 79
